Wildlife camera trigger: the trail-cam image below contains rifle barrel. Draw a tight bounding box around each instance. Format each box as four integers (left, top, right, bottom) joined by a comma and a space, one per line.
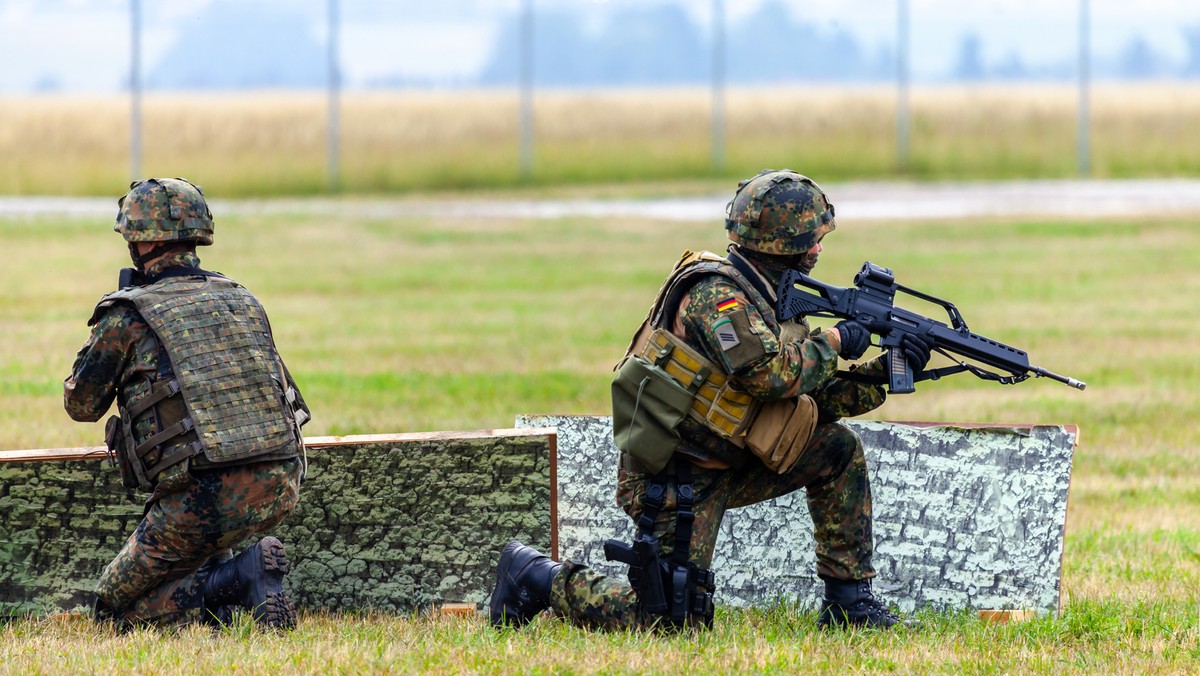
1033, 367, 1087, 390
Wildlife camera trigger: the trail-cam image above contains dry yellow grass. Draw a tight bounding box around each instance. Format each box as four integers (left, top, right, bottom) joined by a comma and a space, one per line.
3, 83, 1200, 196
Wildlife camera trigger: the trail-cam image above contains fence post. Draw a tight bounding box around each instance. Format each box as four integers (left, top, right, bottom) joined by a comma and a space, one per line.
327, 0, 341, 191
1077, 0, 1091, 176
129, 0, 142, 180
519, 0, 535, 180
711, 0, 726, 173
896, 0, 910, 172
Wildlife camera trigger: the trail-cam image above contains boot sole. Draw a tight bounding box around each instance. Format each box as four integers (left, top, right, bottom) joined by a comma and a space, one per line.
252, 537, 296, 630
259, 591, 297, 630
260, 536, 291, 576
818, 605, 907, 630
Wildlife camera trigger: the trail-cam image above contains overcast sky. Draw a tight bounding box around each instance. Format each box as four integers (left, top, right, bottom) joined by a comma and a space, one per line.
1, 0, 1197, 91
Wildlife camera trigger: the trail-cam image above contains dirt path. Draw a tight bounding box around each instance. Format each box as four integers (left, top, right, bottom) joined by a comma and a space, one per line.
4, 179, 1200, 222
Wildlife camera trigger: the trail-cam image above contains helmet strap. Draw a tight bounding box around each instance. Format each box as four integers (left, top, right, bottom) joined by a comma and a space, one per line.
129, 241, 186, 269
735, 246, 817, 281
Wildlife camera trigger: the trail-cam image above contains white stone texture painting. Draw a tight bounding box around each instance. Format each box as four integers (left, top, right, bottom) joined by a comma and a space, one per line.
517, 415, 1076, 615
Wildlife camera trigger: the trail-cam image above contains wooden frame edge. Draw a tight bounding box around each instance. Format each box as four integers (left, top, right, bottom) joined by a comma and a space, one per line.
0, 427, 561, 463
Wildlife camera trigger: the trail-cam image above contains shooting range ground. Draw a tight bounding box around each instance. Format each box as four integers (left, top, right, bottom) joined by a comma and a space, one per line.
1, 202, 1197, 670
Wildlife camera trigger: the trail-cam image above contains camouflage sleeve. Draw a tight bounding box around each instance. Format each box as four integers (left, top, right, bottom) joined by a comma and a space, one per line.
678, 276, 840, 400
63, 305, 152, 423
813, 352, 889, 423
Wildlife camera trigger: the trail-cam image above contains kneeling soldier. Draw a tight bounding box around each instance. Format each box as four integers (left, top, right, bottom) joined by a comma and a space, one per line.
491, 170, 933, 630
65, 178, 311, 628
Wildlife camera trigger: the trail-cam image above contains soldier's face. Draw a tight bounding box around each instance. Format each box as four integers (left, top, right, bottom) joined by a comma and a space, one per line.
808, 223, 834, 253
806, 226, 832, 258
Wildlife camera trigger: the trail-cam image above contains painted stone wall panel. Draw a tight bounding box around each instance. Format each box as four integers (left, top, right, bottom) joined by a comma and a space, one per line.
0, 430, 554, 616
0, 462, 142, 615
516, 415, 1075, 614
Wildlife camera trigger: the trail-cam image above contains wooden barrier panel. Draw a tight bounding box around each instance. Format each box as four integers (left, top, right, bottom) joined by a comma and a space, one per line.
517, 415, 1077, 615
0, 429, 556, 617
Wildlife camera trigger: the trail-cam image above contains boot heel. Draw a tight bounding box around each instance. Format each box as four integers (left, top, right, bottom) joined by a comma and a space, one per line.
259, 536, 290, 575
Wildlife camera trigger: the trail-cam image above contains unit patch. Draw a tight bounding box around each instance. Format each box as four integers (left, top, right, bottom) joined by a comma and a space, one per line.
713, 317, 741, 351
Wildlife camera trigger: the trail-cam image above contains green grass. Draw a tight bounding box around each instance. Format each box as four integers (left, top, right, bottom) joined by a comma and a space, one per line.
1, 207, 1198, 671
2, 602, 1199, 673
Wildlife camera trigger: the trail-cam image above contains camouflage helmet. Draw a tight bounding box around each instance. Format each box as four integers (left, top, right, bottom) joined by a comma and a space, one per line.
724, 169, 836, 255
114, 178, 214, 245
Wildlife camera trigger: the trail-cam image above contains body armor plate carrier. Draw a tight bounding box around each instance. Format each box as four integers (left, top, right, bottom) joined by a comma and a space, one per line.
93, 271, 303, 489
614, 250, 780, 470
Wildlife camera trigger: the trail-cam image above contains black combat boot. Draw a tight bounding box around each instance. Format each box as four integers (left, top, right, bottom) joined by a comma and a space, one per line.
93, 596, 122, 625
202, 536, 296, 630
818, 578, 910, 629
489, 540, 562, 628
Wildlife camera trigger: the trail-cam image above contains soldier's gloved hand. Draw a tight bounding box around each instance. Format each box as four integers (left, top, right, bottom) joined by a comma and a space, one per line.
899, 333, 936, 372
833, 319, 875, 360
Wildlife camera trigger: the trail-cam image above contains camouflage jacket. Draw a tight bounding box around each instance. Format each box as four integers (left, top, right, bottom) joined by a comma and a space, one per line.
670, 249, 887, 424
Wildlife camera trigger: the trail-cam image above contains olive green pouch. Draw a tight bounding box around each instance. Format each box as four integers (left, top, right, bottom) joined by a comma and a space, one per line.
611, 355, 693, 474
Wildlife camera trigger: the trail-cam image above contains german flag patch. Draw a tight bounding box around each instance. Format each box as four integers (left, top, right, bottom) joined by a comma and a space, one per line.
715, 297, 739, 312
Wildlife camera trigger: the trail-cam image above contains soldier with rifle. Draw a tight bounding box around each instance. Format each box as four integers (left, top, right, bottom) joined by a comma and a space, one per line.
490, 169, 935, 631
64, 178, 311, 629
489, 168, 1085, 632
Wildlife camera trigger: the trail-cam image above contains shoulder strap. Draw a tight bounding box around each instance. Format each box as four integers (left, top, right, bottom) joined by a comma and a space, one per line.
144, 266, 230, 284
89, 287, 143, 326
88, 268, 233, 326
654, 256, 779, 334
726, 249, 777, 306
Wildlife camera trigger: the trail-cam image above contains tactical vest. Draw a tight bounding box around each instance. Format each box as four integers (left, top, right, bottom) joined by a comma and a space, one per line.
93, 273, 302, 489
616, 249, 816, 470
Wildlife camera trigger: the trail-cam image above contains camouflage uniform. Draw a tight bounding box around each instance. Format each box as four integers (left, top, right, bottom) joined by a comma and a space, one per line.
549, 272, 888, 629
547, 171, 890, 630
490, 170, 916, 631
65, 181, 307, 628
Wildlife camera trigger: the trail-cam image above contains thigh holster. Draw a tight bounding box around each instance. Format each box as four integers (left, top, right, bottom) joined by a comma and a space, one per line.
603, 462, 716, 629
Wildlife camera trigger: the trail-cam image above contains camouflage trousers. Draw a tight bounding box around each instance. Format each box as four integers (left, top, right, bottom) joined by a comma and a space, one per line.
95, 458, 302, 627
548, 422, 872, 630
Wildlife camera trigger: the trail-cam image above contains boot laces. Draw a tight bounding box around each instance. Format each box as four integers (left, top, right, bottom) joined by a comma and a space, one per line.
850, 594, 900, 623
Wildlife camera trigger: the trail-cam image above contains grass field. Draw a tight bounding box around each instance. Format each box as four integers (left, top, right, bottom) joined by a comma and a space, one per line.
3, 83, 1200, 197
1, 204, 1199, 672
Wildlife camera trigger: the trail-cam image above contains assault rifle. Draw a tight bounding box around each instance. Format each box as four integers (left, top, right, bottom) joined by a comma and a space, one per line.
776, 262, 1087, 394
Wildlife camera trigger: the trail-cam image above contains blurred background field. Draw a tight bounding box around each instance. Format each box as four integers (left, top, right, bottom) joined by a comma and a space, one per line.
3, 0, 1200, 670
4, 83, 1200, 196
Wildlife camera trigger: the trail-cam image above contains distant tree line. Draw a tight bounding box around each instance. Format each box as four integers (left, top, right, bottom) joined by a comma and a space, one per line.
952, 29, 1200, 81
479, 2, 892, 87
139, 0, 1200, 90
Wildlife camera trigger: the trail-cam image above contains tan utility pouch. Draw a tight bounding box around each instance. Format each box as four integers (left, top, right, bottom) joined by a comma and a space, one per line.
745, 395, 819, 474
635, 329, 758, 443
